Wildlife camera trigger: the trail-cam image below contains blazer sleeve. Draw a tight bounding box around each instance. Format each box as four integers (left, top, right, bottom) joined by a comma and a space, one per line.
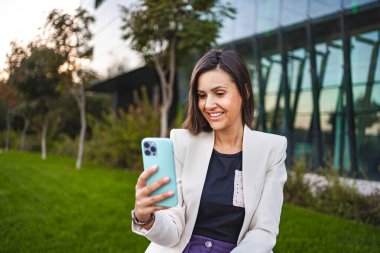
232, 136, 288, 253
131, 129, 187, 247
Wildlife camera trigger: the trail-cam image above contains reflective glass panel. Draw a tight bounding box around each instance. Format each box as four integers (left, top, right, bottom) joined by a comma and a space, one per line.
351, 35, 373, 84
296, 90, 313, 114
321, 40, 344, 87
294, 114, 311, 131
218, 0, 238, 43
234, 0, 256, 39
352, 85, 368, 112
320, 114, 334, 132
356, 112, 380, 180
256, 0, 281, 33
309, 0, 340, 19
320, 87, 340, 113
265, 58, 281, 93
281, 0, 307, 26
288, 49, 306, 91
343, 0, 377, 9
301, 60, 311, 90
371, 83, 380, 105
265, 94, 277, 113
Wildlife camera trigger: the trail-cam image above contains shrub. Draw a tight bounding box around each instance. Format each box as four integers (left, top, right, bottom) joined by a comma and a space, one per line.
51, 134, 78, 157
86, 87, 159, 170
284, 158, 315, 207
0, 130, 20, 151
284, 159, 380, 226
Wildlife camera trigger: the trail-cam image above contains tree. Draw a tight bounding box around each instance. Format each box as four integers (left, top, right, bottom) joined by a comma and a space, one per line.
120, 0, 235, 137
44, 8, 96, 169
0, 79, 20, 151
7, 43, 64, 159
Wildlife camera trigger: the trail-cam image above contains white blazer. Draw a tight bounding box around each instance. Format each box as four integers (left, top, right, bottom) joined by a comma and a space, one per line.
132, 125, 288, 253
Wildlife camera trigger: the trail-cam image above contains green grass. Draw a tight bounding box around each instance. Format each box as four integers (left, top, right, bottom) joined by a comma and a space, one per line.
0, 151, 149, 252
0, 151, 379, 252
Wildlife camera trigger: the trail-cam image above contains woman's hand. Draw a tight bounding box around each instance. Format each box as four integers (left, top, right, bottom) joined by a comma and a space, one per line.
134, 165, 174, 229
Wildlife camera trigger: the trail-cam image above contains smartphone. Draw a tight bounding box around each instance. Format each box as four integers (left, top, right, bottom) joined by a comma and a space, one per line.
141, 137, 178, 207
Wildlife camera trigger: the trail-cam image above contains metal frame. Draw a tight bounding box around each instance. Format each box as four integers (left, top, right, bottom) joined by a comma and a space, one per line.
363, 32, 379, 112
340, 12, 359, 176
278, 29, 294, 166
307, 22, 324, 169
253, 37, 267, 132
291, 55, 305, 129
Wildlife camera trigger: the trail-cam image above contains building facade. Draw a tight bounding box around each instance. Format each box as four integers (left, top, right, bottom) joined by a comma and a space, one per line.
91, 0, 380, 181
178, 0, 380, 180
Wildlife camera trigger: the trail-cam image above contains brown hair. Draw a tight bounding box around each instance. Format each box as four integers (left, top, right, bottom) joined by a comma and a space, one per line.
182, 49, 254, 135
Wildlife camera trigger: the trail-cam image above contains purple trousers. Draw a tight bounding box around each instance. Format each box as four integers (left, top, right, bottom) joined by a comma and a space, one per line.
183, 235, 236, 253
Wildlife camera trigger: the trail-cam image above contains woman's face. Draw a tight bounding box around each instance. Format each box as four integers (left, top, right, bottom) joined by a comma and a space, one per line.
197, 69, 243, 133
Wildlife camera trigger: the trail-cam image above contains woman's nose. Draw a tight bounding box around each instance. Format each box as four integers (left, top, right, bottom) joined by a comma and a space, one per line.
205, 96, 216, 109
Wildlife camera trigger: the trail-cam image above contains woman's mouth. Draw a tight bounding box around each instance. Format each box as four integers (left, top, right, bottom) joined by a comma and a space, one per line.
208, 112, 224, 120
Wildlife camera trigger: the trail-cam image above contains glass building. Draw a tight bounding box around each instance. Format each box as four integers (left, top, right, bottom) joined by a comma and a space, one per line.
178, 0, 380, 181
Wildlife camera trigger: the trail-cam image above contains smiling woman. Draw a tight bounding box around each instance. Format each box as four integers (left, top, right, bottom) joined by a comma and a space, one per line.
197, 69, 243, 137
183, 50, 254, 136
131, 49, 288, 253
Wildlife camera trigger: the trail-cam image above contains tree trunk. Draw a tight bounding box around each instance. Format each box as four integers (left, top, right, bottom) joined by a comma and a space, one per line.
5, 113, 11, 151
41, 117, 48, 160
154, 38, 177, 137
74, 88, 86, 169
160, 104, 169, 138
19, 117, 30, 152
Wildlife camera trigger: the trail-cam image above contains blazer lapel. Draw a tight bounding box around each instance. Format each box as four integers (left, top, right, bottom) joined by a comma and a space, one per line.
181, 131, 214, 220
239, 126, 266, 242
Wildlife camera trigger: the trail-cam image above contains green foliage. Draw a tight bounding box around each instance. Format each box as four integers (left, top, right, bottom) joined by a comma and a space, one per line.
0, 130, 19, 150
313, 177, 380, 225
285, 159, 380, 225
51, 134, 78, 157
172, 103, 186, 129
120, 0, 235, 62
45, 8, 95, 63
86, 87, 159, 170
284, 158, 314, 207
1, 152, 380, 252
8, 45, 64, 102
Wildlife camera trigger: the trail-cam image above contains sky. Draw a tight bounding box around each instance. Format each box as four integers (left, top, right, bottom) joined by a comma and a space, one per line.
0, 1, 82, 78
0, 0, 142, 80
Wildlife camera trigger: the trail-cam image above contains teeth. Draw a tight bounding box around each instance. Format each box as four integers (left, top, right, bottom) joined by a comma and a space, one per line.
210, 113, 223, 117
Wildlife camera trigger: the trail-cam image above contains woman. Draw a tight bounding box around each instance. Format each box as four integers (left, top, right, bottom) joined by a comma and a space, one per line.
132, 49, 287, 253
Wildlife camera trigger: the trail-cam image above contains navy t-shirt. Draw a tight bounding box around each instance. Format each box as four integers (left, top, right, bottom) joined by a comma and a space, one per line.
192, 149, 245, 244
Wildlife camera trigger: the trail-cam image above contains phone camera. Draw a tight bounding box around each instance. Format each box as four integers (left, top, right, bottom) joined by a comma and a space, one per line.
143, 141, 157, 156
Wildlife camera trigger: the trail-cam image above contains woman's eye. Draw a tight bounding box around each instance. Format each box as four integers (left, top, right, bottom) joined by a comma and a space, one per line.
198, 94, 206, 99
216, 92, 225, 96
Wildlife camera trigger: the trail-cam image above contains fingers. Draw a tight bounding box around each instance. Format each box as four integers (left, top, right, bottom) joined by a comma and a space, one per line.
147, 190, 174, 206
139, 192, 173, 212
143, 176, 170, 196
136, 165, 158, 188
134, 165, 174, 222
134, 191, 174, 221
136, 179, 173, 206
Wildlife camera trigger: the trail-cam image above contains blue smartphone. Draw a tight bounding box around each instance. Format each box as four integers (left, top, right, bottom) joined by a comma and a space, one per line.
141, 138, 178, 207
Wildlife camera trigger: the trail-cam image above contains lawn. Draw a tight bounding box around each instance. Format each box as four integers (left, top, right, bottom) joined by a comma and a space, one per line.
0, 151, 379, 252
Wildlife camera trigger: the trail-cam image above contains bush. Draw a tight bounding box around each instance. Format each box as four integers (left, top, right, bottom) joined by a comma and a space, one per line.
86, 87, 159, 170
284, 158, 315, 207
0, 130, 20, 151
51, 134, 78, 157
285, 159, 380, 226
